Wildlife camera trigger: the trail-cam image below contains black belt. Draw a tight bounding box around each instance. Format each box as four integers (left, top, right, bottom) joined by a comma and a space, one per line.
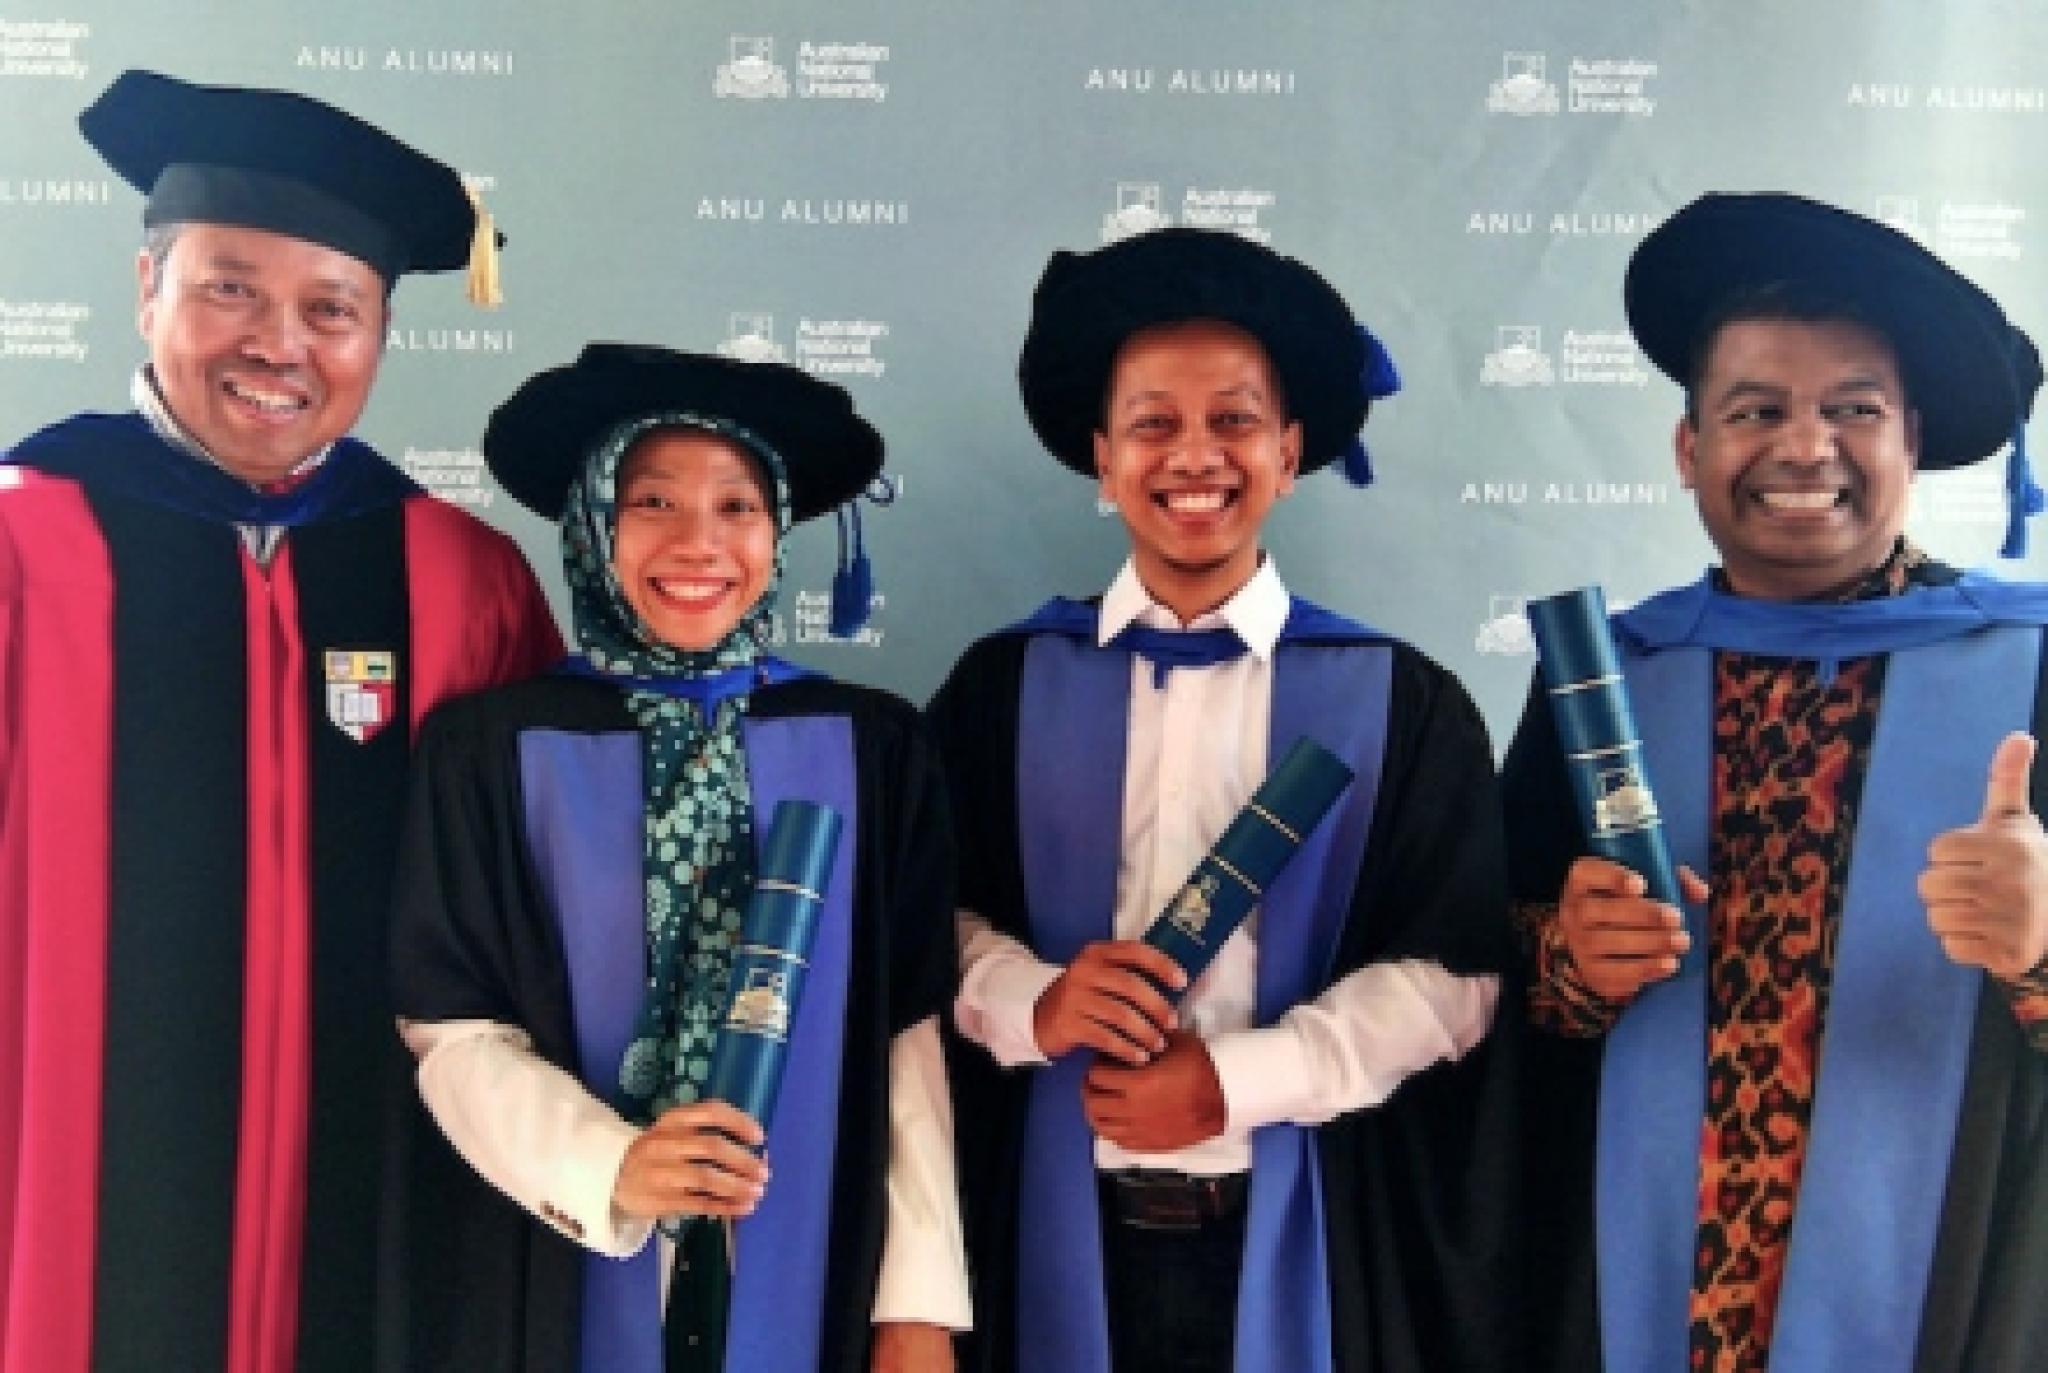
1100, 1169, 1250, 1232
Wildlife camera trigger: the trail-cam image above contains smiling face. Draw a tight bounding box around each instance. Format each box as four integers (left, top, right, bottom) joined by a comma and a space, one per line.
137, 222, 387, 485
1092, 319, 1301, 621
1677, 316, 1921, 601
612, 429, 778, 653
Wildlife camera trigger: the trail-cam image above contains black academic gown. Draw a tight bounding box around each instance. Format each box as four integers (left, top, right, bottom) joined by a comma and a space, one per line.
382, 673, 956, 1373
1501, 615, 2048, 1373
929, 630, 1527, 1373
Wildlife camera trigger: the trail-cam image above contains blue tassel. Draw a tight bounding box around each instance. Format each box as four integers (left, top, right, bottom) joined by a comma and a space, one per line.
1358, 323, 1402, 400
830, 502, 873, 636
2001, 419, 2044, 559
1341, 323, 1400, 488
1342, 440, 1375, 487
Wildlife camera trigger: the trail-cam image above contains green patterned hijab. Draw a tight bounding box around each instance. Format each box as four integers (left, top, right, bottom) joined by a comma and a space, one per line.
559, 412, 790, 1123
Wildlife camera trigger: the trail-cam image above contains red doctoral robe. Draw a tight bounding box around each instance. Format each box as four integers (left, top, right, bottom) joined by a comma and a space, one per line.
0, 411, 562, 1373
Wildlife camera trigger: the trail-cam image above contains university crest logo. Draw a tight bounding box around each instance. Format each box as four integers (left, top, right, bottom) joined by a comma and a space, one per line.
717, 311, 787, 363
1167, 872, 1220, 944
715, 36, 791, 99
1486, 53, 1560, 116
727, 966, 794, 1041
1475, 595, 1535, 655
324, 649, 397, 744
1480, 325, 1556, 387
1103, 182, 1172, 243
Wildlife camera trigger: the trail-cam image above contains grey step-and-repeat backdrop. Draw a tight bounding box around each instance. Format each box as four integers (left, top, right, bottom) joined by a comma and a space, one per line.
5, 2, 2046, 743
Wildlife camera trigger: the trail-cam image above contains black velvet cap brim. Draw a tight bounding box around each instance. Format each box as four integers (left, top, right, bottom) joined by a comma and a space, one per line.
484, 345, 884, 523
1019, 228, 1367, 475
81, 69, 483, 283
1625, 192, 2021, 470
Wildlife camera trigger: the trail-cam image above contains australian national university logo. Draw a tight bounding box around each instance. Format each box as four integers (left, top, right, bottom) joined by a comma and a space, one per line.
714, 34, 890, 102
1486, 50, 1658, 117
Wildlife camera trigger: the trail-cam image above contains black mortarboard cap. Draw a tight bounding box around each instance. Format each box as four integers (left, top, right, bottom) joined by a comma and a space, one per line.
1018, 228, 1393, 477
80, 69, 500, 299
1625, 192, 2025, 470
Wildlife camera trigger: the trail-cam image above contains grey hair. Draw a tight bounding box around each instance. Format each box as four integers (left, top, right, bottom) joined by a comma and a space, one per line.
140, 222, 185, 299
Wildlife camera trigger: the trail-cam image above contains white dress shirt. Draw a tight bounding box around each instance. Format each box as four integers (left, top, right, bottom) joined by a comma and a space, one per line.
401, 1013, 971, 1329
954, 557, 1499, 1175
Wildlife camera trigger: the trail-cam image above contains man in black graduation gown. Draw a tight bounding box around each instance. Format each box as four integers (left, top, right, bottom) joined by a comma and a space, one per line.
0, 71, 559, 1372
933, 228, 1524, 1373
1505, 193, 2048, 1373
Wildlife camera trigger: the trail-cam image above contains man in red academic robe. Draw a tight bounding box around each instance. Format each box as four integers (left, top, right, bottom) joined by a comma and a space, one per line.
0, 70, 561, 1373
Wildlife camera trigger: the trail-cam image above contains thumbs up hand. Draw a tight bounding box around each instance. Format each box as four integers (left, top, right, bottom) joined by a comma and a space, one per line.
1919, 732, 2048, 980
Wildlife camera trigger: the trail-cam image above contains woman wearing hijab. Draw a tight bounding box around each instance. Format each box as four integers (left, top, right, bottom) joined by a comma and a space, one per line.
385, 345, 968, 1373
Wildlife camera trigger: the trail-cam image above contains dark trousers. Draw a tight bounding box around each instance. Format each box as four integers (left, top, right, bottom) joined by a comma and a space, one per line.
1099, 1179, 1247, 1373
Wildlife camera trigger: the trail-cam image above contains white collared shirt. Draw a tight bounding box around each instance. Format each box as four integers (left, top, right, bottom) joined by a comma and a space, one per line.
955, 557, 1499, 1175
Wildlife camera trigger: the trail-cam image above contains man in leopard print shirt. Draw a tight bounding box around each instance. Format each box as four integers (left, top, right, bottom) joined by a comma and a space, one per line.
1503, 193, 2048, 1373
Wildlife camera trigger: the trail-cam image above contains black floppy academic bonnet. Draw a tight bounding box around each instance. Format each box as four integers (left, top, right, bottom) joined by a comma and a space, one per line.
1019, 227, 1400, 484
486, 344, 889, 634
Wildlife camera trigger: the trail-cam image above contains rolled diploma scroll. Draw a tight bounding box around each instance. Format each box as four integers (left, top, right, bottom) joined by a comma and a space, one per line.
702, 799, 845, 1141
1140, 737, 1355, 1001
1525, 585, 1682, 906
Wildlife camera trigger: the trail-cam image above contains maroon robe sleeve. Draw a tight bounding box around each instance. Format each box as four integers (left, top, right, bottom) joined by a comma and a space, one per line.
0, 471, 117, 1372
401, 495, 563, 730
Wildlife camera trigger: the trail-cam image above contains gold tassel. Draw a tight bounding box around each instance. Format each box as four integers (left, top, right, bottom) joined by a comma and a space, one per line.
464, 181, 503, 309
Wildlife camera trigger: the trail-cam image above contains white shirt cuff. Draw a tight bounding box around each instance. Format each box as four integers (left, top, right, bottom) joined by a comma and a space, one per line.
1206, 964, 1500, 1135
1206, 1022, 1320, 1136
953, 911, 1060, 1068
869, 1017, 973, 1330
561, 1116, 651, 1259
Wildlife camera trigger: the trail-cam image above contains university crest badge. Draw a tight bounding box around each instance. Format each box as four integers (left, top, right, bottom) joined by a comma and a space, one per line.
727, 966, 795, 1041
325, 649, 398, 743
1167, 873, 1219, 944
